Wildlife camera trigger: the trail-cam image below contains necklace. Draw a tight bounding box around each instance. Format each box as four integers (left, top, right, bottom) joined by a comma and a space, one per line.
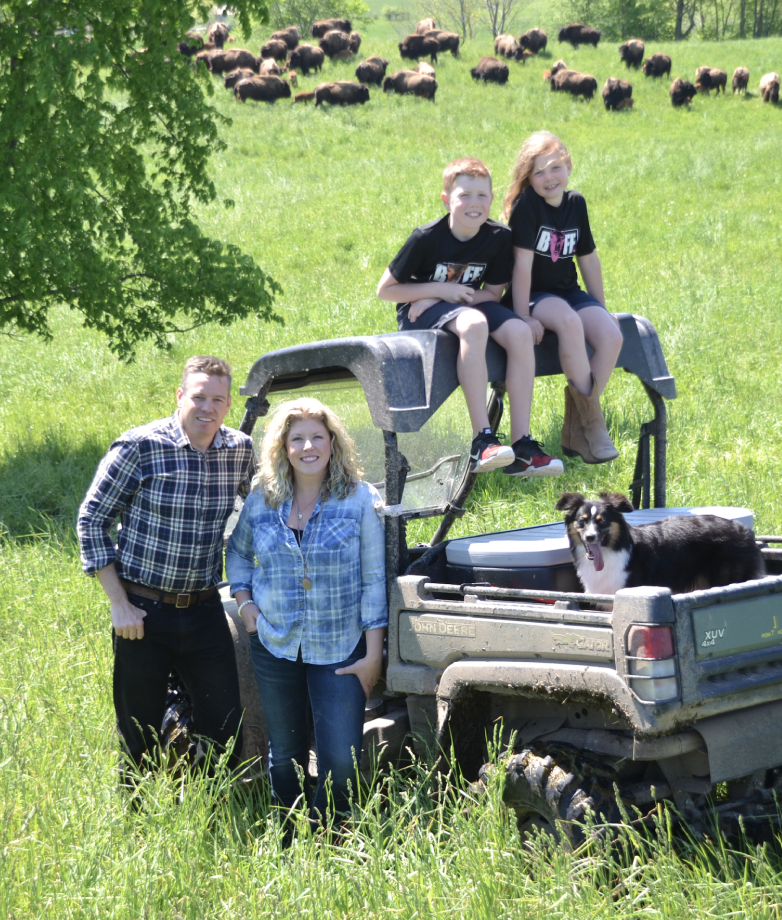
300, 497, 325, 591
294, 491, 320, 521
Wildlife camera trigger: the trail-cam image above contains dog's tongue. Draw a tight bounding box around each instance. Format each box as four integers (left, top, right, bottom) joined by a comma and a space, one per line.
591, 542, 604, 571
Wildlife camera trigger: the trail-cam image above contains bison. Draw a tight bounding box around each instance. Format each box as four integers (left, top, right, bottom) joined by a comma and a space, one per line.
355, 56, 389, 85
271, 26, 299, 50
314, 80, 370, 105
207, 22, 230, 48
642, 53, 671, 78
550, 68, 597, 99
223, 67, 256, 89
207, 49, 259, 74
519, 27, 547, 54
194, 49, 217, 66
349, 31, 362, 53
416, 18, 436, 34
259, 58, 281, 75
424, 29, 459, 56
732, 67, 749, 94
412, 61, 435, 76
399, 34, 439, 63
383, 70, 438, 100
260, 38, 288, 61
311, 19, 351, 38
471, 56, 509, 84
288, 44, 325, 76
319, 29, 351, 58
234, 75, 291, 103
293, 90, 316, 103
558, 24, 601, 47
760, 72, 780, 102
495, 35, 531, 62
695, 66, 727, 94
619, 39, 644, 68
178, 40, 206, 57
543, 59, 568, 79
602, 77, 633, 110
670, 76, 697, 106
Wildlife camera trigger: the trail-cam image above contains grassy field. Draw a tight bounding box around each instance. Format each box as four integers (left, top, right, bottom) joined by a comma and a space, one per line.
2, 17, 782, 917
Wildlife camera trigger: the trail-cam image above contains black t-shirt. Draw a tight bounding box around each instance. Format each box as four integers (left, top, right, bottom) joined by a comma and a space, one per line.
388, 215, 513, 318
506, 188, 596, 295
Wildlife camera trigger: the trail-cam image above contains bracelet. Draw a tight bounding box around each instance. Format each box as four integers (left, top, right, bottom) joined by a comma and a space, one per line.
236, 599, 257, 618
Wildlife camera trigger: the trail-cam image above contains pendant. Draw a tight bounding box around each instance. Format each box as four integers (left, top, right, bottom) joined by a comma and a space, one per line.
302, 576, 312, 590
297, 512, 303, 520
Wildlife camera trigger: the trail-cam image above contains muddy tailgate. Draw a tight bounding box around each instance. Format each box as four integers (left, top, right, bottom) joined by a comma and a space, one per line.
399, 603, 614, 669
675, 577, 782, 704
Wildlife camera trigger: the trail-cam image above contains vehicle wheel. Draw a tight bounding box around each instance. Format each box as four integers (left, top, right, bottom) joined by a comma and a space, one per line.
480, 743, 626, 849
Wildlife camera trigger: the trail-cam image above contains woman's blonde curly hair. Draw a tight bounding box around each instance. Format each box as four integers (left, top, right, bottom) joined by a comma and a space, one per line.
253, 397, 362, 508
500, 131, 571, 221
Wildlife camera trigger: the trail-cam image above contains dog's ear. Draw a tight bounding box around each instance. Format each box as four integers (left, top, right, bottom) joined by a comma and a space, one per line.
556, 492, 585, 513
599, 491, 634, 513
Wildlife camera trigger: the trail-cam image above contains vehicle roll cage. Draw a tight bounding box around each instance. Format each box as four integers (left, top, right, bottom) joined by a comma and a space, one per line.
237, 315, 675, 578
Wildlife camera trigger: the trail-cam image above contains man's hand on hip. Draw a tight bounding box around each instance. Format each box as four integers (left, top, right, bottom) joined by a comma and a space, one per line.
97, 562, 147, 640
111, 599, 147, 640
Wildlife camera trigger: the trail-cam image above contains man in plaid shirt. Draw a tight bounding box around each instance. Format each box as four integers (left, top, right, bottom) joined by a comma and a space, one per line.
78, 356, 256, 778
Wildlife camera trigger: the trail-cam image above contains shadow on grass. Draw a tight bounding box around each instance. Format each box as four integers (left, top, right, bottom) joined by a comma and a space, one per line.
0, 429, 107, 542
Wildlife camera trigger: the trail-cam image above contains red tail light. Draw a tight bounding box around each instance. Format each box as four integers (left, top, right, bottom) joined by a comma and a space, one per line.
626, 625, 678, 703
627, 624, 675, 659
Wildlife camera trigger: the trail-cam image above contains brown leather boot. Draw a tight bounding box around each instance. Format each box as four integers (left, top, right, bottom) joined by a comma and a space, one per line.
564, 374, 619, 463
561, 384, 598, 464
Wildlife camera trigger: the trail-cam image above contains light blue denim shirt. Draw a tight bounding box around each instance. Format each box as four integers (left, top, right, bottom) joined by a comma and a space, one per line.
225, 480, 388, 665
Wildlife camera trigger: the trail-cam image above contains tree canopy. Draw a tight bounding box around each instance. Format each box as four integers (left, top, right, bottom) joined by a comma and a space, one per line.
0, 0, 280, 359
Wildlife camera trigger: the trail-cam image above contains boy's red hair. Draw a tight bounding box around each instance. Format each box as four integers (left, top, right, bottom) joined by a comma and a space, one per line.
442, 157, 492, 194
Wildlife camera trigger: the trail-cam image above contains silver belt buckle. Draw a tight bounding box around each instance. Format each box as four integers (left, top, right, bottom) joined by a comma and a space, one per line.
176, 593, 190, 609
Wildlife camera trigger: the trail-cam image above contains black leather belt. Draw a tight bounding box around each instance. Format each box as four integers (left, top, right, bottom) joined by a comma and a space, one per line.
120, 580, 217, 609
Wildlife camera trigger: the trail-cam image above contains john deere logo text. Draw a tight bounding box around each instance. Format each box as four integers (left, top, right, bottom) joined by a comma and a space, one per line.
412, 619, 476, 638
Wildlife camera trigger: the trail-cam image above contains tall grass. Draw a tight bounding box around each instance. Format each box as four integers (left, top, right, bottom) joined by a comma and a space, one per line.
1, 20, 782, 915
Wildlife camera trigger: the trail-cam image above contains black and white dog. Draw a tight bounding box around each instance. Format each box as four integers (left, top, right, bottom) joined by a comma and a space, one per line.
556, 491, 766, 597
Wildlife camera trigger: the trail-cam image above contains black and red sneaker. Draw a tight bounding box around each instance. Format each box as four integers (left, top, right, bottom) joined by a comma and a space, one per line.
469, 429, 515, 473
503, 436, 564, 478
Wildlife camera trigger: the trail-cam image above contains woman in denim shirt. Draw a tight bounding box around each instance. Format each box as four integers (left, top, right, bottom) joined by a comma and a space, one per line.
225, 397, 388, 823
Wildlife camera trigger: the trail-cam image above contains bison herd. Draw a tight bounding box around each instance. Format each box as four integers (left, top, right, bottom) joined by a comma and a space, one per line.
180, 16, 781, 112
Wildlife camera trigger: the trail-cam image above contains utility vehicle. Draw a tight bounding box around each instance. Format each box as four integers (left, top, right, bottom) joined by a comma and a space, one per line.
196, 317, 782, 843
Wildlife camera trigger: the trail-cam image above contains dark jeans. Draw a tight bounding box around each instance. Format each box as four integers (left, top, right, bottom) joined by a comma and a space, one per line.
248, 633, 366, 821
113, 591, 243, 773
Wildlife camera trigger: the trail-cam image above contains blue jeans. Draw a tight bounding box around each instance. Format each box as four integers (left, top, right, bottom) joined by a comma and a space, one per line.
113, 591, 243, 773
248, 632, 366, 820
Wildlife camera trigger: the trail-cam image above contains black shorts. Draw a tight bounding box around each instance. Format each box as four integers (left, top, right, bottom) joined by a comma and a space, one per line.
397, 300, 519, 333
529, 287, 605, 313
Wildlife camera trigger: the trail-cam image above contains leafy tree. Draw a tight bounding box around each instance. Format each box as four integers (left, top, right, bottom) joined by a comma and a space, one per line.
557, 0, 675, 39
0, 0, 281, 360
558, 0, 782, 38
267, 0, 371, 33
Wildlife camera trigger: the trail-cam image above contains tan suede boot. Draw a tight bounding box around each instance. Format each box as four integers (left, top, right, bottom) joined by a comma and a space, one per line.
564, 374, 619, 463
561, 384, 599, 464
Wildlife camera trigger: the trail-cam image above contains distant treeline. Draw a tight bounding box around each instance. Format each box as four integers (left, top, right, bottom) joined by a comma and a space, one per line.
560, 0, 782, 41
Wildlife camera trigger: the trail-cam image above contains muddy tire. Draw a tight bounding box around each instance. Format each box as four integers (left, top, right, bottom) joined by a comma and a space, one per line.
481, 743, 625, 849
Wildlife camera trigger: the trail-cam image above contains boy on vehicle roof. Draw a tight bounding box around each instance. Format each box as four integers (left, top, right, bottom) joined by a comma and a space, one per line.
377, 157, 563, 478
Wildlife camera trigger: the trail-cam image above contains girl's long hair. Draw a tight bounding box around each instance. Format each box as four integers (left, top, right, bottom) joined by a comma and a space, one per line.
500, 131, 571, 221
253, 397, 362, 508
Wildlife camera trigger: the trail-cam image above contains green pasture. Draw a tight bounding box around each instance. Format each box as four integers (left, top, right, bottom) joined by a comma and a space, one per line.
1, 18, 782, 917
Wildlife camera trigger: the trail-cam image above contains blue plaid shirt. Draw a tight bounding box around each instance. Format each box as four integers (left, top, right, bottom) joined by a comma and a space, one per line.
78, 412, 256, 592
225, 481, 388, 665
